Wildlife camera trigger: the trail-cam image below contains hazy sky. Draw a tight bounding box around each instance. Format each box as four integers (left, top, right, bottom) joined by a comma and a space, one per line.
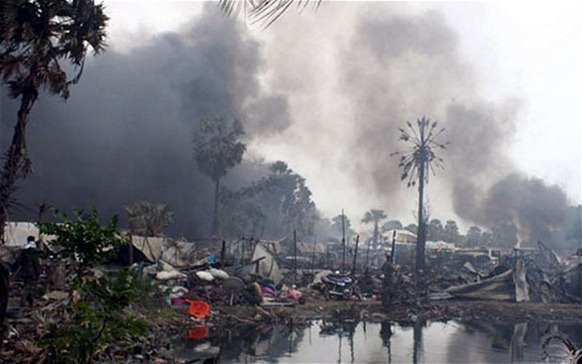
102, 1, 581, 229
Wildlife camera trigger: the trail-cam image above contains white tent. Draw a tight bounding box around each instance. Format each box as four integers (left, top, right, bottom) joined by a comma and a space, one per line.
131, 236, 199, 267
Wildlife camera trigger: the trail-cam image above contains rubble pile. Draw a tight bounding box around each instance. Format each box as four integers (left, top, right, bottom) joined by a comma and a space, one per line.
1, 235, 581, 363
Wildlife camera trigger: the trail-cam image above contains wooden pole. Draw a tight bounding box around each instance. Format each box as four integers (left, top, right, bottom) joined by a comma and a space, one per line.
241, 236, 245, 265
311, 235, 317, 271
391, 230, 397, 265
220, 240, 226, 267
341, 210, 346, 272
293, 230, 297, 285
351, 235, 359, 276
128, 233, 134, 266
365, 235, 371, 267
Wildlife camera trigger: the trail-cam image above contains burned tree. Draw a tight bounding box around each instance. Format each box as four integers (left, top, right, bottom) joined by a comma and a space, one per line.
124, 201, 174, 237
393, 117, 447, 275
0, 0, 108, 242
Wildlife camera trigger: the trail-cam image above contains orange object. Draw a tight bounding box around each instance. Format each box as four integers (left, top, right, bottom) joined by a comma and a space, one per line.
186, 300, 210, 319
187, 326, 209, 339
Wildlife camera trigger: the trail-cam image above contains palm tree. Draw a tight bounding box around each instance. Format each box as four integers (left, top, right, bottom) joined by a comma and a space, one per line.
0, 0, 108, 242
193, 116, 246, 236
393, 116, 447, 275
218, 0, 321, 28
362, 209, 387, 251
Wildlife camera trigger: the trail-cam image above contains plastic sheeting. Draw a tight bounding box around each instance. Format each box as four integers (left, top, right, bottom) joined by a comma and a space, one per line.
251, 243, 282, 285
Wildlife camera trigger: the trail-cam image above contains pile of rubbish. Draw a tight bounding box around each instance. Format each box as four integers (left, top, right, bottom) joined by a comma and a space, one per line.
425, 244, 582, 304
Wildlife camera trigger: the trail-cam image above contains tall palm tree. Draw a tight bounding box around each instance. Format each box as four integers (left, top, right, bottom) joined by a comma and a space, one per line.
193, 116, 246, 236
0, 0, 108, 242
393, 116, 447, 275
362, 209, 387, 251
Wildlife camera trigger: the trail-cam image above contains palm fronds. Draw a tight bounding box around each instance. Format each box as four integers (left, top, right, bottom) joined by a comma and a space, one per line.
218, 0, 321, 28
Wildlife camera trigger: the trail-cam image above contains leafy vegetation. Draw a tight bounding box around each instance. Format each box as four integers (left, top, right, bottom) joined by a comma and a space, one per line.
41, 268, 148, 364
219, 161, 319, 239
39, 209, 124, 280
38, 208, 148, 363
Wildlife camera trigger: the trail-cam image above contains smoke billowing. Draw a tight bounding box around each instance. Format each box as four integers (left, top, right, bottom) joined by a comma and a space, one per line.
0, 2, 576, 245
0, 3, 291, 237
255, 2, 574, 246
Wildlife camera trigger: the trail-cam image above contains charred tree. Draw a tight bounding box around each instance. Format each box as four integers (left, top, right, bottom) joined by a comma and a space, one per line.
393, 117, 448, 277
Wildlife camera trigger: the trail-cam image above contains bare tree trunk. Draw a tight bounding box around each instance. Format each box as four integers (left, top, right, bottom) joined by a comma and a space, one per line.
416, 152, 426, 276
0, 94, 35, 243
211, 177, 220, 236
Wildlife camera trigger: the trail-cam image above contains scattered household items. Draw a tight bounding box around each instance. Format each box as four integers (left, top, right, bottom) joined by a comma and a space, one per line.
317, 272, 363, 301
187, 326, 209, 340
186, 300, 210, 319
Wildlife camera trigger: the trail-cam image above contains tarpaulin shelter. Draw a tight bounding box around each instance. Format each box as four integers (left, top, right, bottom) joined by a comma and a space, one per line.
1, 222, 56, 264
130, 236, 198, 268
250, 242, 282, 285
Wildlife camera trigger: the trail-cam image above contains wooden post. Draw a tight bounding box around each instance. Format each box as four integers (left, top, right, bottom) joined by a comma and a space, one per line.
241, 237, 245, 265
341, 210, 346, 273
220, 240, 226, 267
293, 230, 297, 285
351, 235, 359, 276
365, 235, 371, 267
391, 230, 397, 265
128, 233, 134, 266
311, 235, 317, 271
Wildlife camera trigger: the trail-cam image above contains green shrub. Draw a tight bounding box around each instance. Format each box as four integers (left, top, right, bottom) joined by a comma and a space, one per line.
38, 209, 149, 363
39, 208, 125, 279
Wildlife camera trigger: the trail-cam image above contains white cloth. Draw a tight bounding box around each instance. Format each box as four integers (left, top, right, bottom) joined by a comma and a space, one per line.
24, 241, 36, 249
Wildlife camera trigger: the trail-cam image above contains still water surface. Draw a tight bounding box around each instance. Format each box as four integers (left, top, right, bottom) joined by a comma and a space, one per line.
182, 319, 582, 363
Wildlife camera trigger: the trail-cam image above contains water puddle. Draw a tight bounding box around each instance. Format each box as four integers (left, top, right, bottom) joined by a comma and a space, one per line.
178, 320, 582, 363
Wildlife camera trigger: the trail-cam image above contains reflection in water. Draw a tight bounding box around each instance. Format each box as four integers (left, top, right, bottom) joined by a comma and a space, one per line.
380, 321, 392, 362
413, 319, 425, 364
184, 319, 582, 363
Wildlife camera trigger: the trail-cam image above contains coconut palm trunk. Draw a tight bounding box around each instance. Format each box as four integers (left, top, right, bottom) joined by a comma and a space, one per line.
394, 117, 448, 281
416, 149, 427, 274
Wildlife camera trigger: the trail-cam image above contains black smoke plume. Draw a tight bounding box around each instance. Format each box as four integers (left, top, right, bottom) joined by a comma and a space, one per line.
0, 3, 290, 238
0, 2, 575, 246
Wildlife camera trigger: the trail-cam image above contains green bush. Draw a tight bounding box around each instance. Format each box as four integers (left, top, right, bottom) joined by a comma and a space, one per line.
39, 208, 125, 279
38, 209, 149, 363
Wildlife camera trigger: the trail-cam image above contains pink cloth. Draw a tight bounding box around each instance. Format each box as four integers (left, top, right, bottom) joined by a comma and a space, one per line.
286, 289, 302, 300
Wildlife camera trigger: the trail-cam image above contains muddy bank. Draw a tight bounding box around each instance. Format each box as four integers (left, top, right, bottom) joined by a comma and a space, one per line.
212, 299, 582, 327
2, 294, 581, 363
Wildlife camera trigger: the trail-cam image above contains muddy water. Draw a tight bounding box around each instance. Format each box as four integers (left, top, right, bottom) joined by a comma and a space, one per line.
181, 320, 582, 363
